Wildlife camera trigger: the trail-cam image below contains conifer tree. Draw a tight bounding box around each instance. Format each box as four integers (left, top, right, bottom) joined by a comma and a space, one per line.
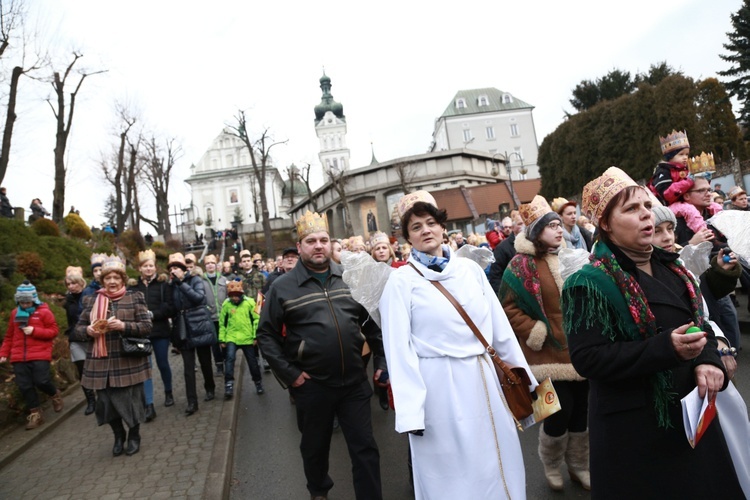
719, 0, 750, 136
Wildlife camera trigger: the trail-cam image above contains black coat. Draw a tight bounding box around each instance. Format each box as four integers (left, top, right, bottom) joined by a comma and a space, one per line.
63, 291, 82, 337
128, 275, 174, 339
489, 233, 516, 293
566, 245, 741, 498
170, 274, 216, 349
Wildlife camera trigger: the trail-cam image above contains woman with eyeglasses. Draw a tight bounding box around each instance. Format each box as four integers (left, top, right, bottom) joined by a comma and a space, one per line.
499, 195, 590, 492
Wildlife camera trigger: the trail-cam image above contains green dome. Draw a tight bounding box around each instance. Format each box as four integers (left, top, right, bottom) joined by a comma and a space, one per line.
314, 73, 345, 123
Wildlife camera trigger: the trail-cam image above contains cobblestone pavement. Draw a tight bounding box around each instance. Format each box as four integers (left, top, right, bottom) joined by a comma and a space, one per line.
0, 349, 242, 499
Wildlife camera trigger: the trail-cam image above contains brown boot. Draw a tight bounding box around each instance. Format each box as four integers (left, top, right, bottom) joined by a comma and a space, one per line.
51, 390, 64, 413
538, 427, 568, 491
566, 430, 591, 490
25, 408, 44, 430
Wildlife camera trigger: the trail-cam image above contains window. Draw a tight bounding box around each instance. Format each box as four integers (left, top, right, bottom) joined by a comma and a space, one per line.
478, 95, 489, 106
486, 126, 495, 139
514, 147, 523, 160
433, 183, 441, 188
463, 129, 472, 142
451, 180, 458, 185
503, 93, 513, 104
456, 98, 466, 109
510, 124, 519, 137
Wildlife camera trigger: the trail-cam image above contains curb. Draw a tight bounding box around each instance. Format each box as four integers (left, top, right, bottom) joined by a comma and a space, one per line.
202, 351, 245, 500
0, 383, 86, 470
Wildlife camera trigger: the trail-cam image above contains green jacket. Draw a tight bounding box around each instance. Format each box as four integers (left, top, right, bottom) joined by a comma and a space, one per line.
219, 296, 259, 345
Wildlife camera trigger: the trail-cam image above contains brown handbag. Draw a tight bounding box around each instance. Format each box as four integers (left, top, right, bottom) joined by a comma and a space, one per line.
409, 263, 535, 421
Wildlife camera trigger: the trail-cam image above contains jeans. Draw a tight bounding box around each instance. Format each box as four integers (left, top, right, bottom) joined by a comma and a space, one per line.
289, 378, 382, 499
13, 360, 57, 409
224, 342, 261, 383
181, 345, 215, 404
152, 337, 172, 392
143, 356, 154, 405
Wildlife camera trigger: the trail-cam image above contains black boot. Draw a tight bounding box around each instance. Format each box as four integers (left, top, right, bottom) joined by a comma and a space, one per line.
144, 403, 157, 422
185, 400, 198, 416
377, 386, 389, 411
83, 388, 96, 416
164, 391, 174, 407
125, 424, 141, 456
110, 419, 126, 457
204, 390, 215, 402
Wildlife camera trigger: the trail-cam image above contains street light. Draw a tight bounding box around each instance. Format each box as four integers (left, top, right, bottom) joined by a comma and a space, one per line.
491, 151, 527, 209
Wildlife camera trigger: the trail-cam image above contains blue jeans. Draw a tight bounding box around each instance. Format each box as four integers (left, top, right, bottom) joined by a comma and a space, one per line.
224, 342, 262, 383
152, 337, 173, 393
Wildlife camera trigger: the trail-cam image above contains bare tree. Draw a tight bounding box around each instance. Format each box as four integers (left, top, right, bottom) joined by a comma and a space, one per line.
0, 0, 47, 185
227, 110, 287, 257
393, 161, 417, 195
47, 52, 105, 223
101, 104, 142, 234
325, 165, 354, 236
299, 162, 318, 213
140, 136, 180, 237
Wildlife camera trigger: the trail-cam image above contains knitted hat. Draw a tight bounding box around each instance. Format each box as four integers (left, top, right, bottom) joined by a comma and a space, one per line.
167, 253, 187, 270
227, 280, 244, 296
581, 167, 639, 226
652, 205, 676, 227
15, 280, 41, 305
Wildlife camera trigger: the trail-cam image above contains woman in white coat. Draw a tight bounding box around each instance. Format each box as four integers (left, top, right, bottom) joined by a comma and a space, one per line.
380, 190, 537, 500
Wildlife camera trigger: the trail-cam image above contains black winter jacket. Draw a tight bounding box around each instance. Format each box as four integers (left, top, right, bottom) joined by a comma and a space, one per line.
257, 260, 386, 388
128, 275, 174, 339
170, 274, 216, 349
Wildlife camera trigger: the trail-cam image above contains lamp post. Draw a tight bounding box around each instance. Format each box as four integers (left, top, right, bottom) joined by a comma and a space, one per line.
491, 151, 527, 209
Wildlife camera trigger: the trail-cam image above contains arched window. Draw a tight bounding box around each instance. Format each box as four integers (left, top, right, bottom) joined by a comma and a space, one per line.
456, 98, 466, 109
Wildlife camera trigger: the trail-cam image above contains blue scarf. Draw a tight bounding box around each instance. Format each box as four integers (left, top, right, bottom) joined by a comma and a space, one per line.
410, 244, 451, 271
15, 305, 37, 324
563, 224, 586, 250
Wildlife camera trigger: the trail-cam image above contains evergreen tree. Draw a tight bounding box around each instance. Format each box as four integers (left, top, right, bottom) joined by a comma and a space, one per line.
695, 78, 742, 162
102, 193, 117, 227
719, 0, 750, 136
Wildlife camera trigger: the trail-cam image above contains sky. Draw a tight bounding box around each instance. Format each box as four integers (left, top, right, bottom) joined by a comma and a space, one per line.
0, 0, 744, 229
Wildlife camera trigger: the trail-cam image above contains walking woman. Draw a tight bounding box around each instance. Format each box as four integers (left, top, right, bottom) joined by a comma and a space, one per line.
380, 190, 536, 499
64, 267, 96, 415
167, 253, 216, 416
562, 167, 742, 498
499, 196, 590, 491
127, 250, 175, 417
72, 255, 151, 456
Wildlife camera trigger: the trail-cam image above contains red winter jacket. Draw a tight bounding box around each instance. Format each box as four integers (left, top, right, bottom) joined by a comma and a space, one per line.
0, 303, 59, 362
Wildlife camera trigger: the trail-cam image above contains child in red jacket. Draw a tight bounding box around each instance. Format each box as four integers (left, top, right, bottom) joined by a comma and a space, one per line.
0, 281, 63, 429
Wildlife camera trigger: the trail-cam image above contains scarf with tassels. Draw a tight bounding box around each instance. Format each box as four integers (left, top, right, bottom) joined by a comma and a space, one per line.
90, 287, 127, 358
562, 240, 705, 428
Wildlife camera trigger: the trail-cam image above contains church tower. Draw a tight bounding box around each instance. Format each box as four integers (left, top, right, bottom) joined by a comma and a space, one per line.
314, 73, 350, 174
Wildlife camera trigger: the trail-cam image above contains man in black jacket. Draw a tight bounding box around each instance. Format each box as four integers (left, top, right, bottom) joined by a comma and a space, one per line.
257, 211, 386, 500
489, 211, 524, 292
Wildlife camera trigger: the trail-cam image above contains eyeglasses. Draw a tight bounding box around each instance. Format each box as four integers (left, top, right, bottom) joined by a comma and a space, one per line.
546, 221, 562, 230
688, 188, 711, 194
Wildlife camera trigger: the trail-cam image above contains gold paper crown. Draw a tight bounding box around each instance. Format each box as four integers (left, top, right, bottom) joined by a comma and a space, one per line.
227, 280, 244, 295
296, 210, 329, 239
659, 130, 690, 156
137, 249, 156, 264
582, 166, 639, 226
728, 186, 746, 200
687, 152, 715, 175
397, 190, 437, 218
550, 197, 576, 214
239, 249, 251, 258
100, 254, 126, 276
90, 253, 107, 266
369, 231, 389, 247
518, 195, 553, 227
349, 235, 365, 250
65, 266, 83, 277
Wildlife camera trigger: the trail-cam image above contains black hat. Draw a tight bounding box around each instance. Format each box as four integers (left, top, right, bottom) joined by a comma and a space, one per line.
282, 247, 299, 257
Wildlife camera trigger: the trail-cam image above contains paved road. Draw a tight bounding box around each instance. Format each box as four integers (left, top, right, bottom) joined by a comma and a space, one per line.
232, 337, 750, 499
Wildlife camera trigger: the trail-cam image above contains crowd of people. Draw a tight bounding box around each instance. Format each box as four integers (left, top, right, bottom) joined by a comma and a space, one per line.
1, 127, 749, 499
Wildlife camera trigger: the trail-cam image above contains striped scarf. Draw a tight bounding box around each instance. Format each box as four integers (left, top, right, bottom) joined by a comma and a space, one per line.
90, 286, 127, 358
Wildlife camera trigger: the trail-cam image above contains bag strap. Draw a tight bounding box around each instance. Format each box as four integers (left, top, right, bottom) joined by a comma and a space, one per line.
408, 262, 519, 382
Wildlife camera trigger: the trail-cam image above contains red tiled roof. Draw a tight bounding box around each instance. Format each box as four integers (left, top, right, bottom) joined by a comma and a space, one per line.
431, 179, 542, 222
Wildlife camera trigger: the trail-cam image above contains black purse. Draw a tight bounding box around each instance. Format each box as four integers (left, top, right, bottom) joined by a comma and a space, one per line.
120, 334, 153, 357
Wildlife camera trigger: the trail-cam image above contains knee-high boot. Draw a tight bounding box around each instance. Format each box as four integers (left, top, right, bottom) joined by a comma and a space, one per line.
110, 419, 126, 456
538, 427, 568, 491
125, 424, 141, 456
82, 387, 96, 416
565, 430, 591, 490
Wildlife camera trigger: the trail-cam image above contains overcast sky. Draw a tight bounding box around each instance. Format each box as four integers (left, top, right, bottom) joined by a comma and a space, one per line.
1, 0, 743, 228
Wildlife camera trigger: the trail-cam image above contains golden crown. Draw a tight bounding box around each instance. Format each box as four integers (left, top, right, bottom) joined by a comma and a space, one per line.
90, 253, 107, 266
227, 280, 244, 295
397, 190, 437, 218
518, 195, 553, 227
369, 231, 389, 247
349, 235, 365, 250
687, 152, 715, 174
137, 249, 156, 264
659, 130, 690, 156
296, 210, 329, 240
65, 266, 83, 277
100, 254, 126, 276
581, 166, 639, 226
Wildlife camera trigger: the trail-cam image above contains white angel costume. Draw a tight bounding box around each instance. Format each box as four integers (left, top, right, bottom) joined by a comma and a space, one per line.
378, 249, 537, 500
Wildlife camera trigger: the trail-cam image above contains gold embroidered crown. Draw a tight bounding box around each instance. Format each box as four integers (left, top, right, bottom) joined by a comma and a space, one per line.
90, 253, 107, 266
137, 249, 156, 264
687, 152, 715, 175
518, 195, 553, 227
296, 210, 329, 239
397, 190, 437, 218
349, 235, 365, 250
659, 130, 690, 156
100, 254, 126, 276
65, 266, 83, 278
369, 231, 389, 247
582, 166, 639, 226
